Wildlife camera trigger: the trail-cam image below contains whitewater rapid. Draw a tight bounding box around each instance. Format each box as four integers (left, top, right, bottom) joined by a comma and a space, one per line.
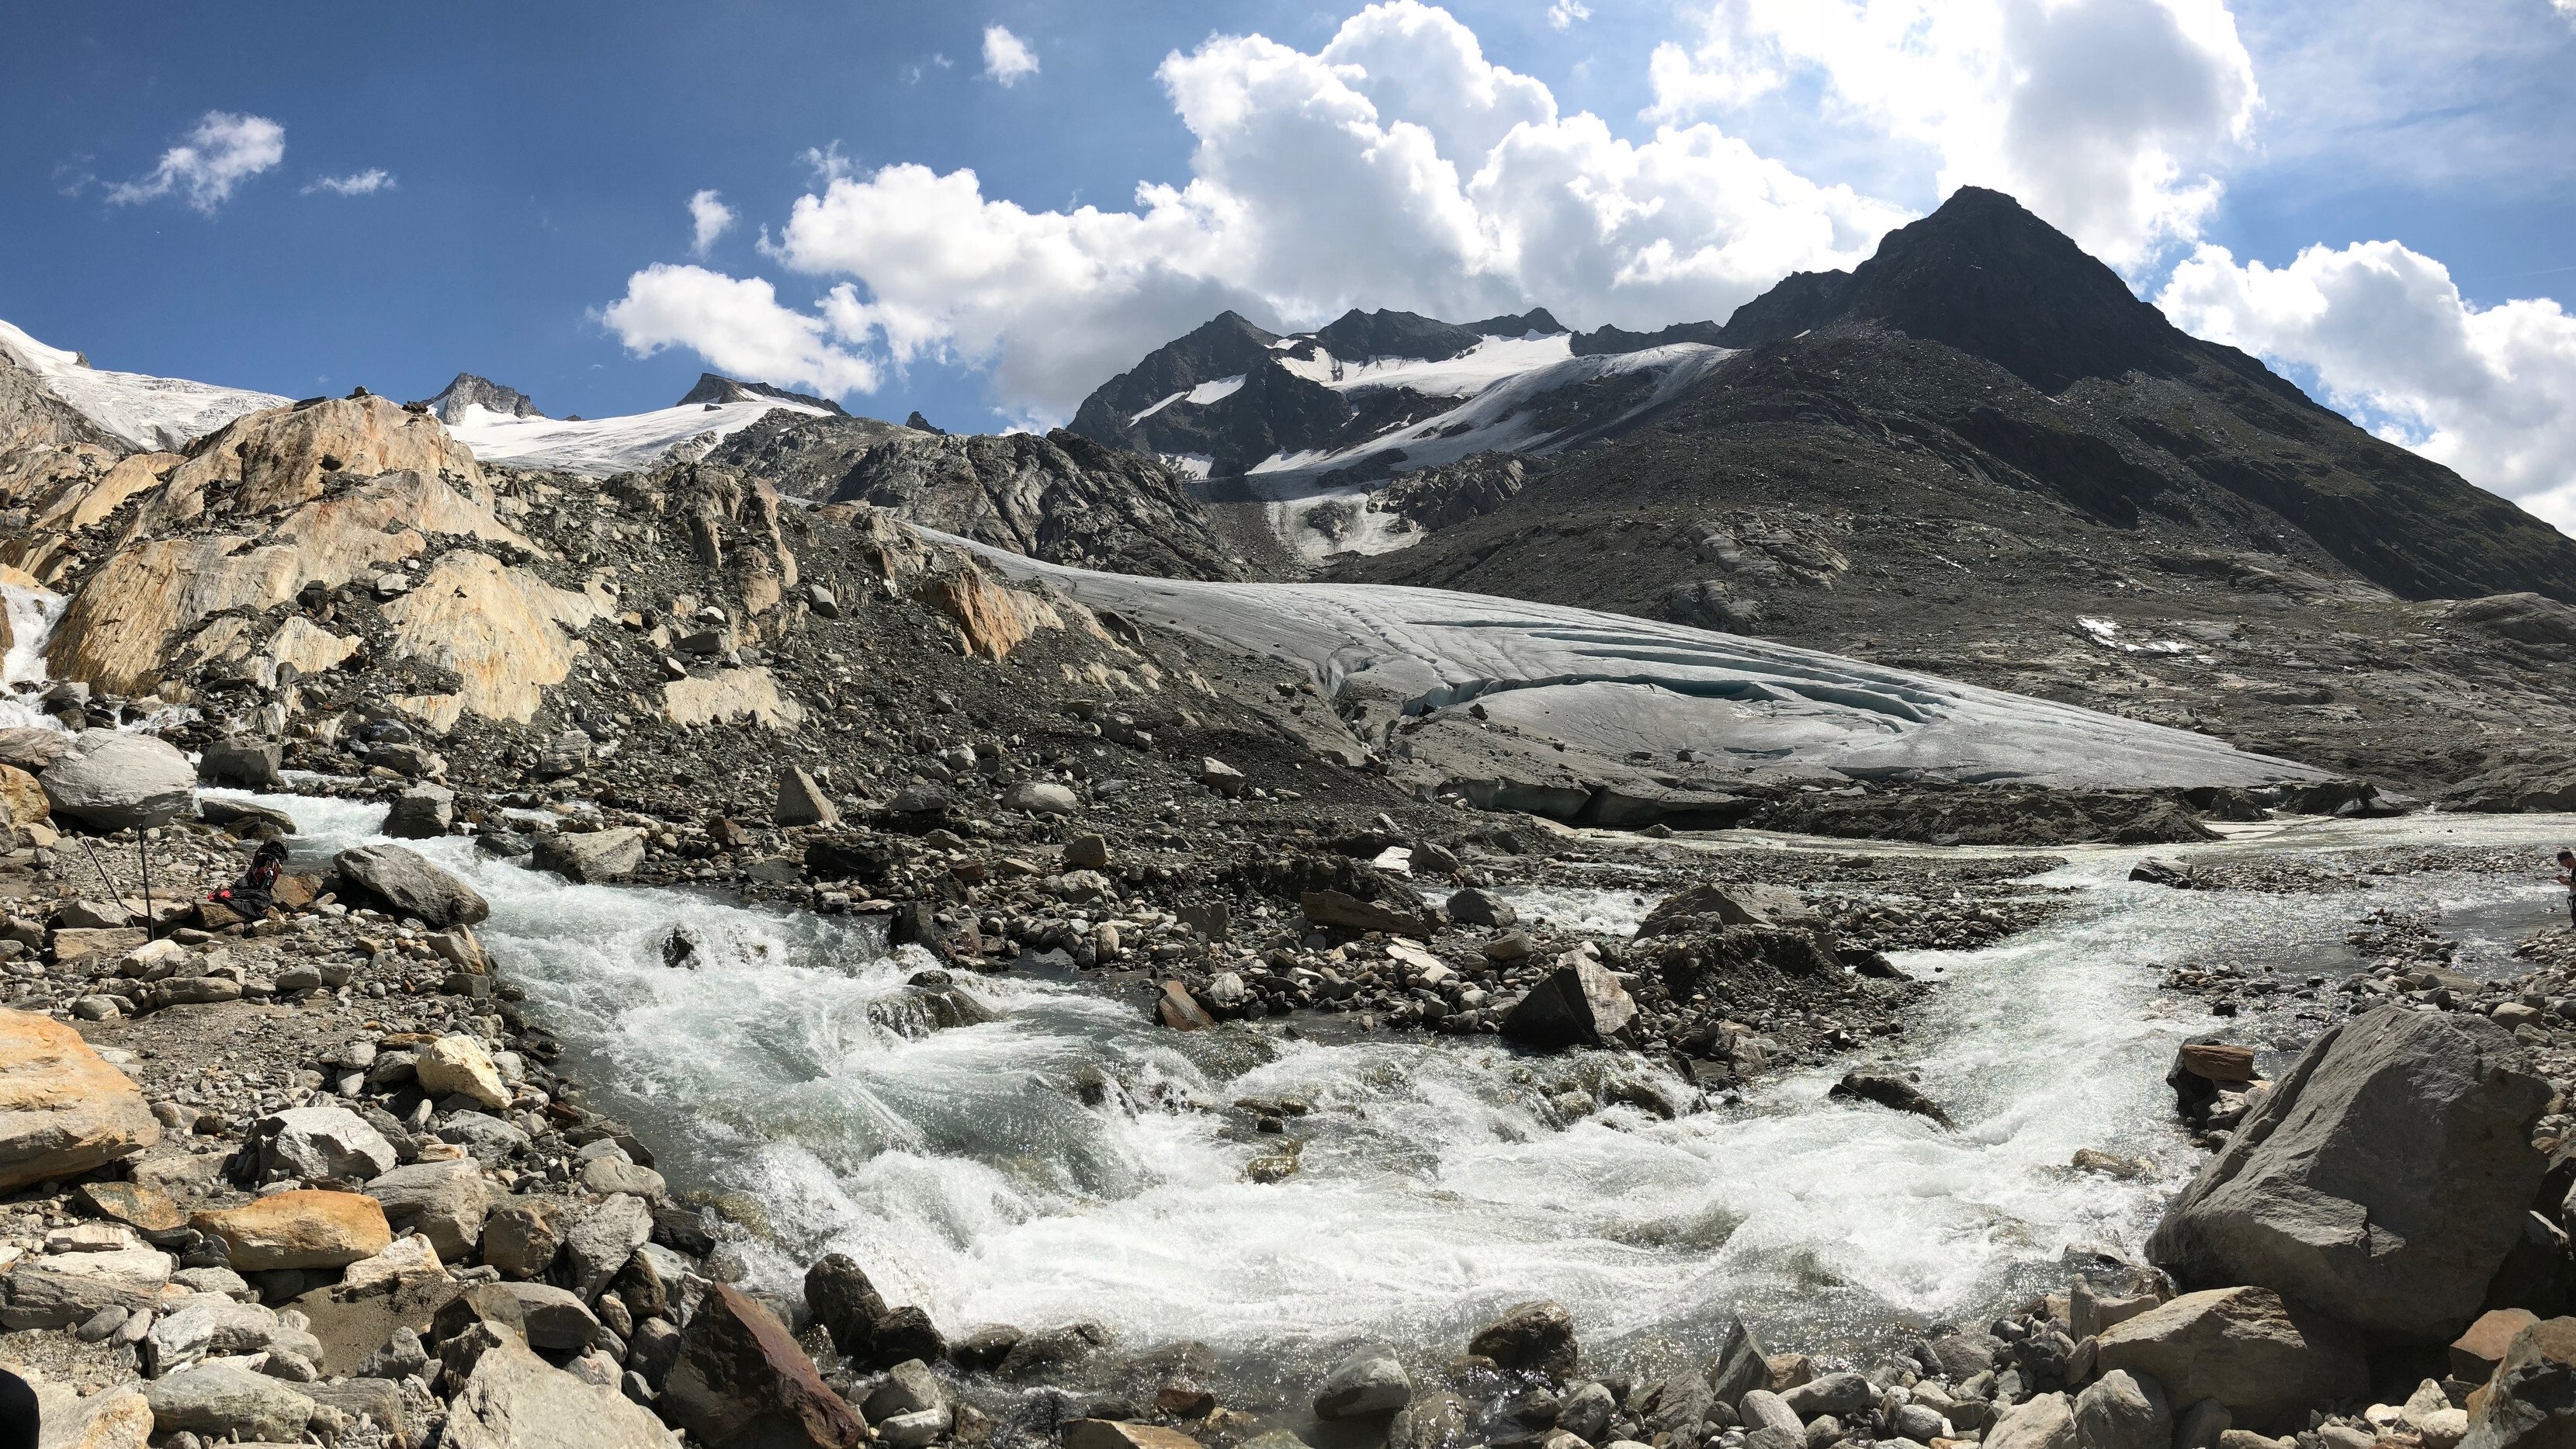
242, 792, 2568, 1388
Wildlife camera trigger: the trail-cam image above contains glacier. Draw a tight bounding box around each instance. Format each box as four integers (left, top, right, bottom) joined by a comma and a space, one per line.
956, 537, 2332, 794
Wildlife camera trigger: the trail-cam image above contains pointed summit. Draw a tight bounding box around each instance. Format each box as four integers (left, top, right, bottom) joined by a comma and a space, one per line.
412, 373, 544, 424
1719, 187, 2199, 392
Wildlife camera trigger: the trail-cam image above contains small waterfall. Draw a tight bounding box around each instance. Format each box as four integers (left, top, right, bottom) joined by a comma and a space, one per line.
0, 582, 67, 732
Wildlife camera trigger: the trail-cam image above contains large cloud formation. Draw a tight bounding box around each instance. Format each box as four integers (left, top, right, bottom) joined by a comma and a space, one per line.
2162, 241, 2576, 531
605, 2, 1907, 421
1645, 0, 2258, 271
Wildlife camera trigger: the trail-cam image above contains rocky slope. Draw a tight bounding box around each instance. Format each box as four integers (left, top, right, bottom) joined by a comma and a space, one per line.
413, 373, 546, 424
704, 414, 1243, 581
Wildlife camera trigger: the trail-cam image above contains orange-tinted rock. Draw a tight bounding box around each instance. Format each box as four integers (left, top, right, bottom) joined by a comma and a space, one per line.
0, 1007, 161, 1191
192, 1189, 392, 1270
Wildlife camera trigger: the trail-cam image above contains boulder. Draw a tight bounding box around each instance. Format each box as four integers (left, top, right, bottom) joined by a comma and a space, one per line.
2092, 1287, 2366, 1432
775, 767, 841, 828
1199, 757, 1246, 796
39, 730, 195, 830
191, 1189, 392, 1271
1004, 781, 1079, 816
500, 1281, 602, 1351
333, 843, 489, 927
2075, 1371, 2173, 1449
1501, 958, 1637, 1049
1783, 1374, 1874, 1421
804, 1252, 888, 1358
2146, 1006, 2550, 1340
0, 728, 70, 771
1469, 1300, 1579, 1379
1740, 1391, 1804, 1437
1446, 887, 1517, 927
864, 1358, 947, 1420
534, 827, 647, 884
416, 1034, 511, 1111
1157, 980, 1217, 1031
563, 1193, 654, 1300
1828, 1071, 1955, 1128
2463, 1316, 2576, 1449
338, 1232, 449, 1298
1709, 1316, 1771, 1406
142, 1292, 289, 1374
0, 1244, 172, 1329
140, 1364, 317, 1440
659, 1282, 868, 1448
1069, 1423, 1205, 1449
197, 737, 283, 789
442, 1336, 682, 1448
0, 1007, 161, 1191
255, 1104, 397, 1183
383, 784, 456, 839
1985, 1392, 2076, 1449
29, 1379, 152, 1449
1638, 883, 1809, 937
2456, 1310, 2543, 1382
366, 1157, 494, 1258
1316, 1346, 1413, 1418
581, 1156, 666, 1199
484, 1200, 560, 1279
1302, 889, 1436, 938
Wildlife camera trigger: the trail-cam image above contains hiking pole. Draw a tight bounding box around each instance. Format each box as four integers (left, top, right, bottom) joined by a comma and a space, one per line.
137, 832, 155, 942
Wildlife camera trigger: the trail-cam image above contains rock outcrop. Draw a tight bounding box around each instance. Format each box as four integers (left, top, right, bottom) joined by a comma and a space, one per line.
0, 1007, 161, 1191
2147, 1005, 2550, 1340
2092, 1287, 2368, 1432
37, 730, 195, 830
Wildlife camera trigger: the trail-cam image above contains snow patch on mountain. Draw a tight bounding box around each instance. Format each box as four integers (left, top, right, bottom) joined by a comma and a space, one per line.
445, 396, 831, 477
0, 317, 287, 450
1274, 333, 1574, 397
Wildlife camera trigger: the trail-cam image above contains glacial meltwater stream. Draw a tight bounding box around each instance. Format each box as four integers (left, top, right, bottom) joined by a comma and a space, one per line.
236, 791, 2574, 1396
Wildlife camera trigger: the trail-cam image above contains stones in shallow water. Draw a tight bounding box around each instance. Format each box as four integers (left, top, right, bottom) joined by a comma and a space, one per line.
1470, 1300, 1579, 1381
333, 842, 489, 927
1500, 958, 1635, 1049
1827, 1070, 1955, 1128
1315, 1346, 1413, 1419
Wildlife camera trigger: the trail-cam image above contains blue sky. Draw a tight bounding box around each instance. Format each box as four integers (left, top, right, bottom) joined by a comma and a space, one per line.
4, 1, 2573, 522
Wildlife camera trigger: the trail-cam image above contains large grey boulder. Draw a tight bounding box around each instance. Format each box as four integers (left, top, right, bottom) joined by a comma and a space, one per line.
1500, 957, 1637, 1049
198, 737, 283, 789
369, 1157, 494, 1258
383, 783, 456, 839
255, 1104, 397, 1183
40, 730, 194, 830
442, 1336, 681, 1448
334, 843, 489, 927
1708, 1316, 1771, 1406
532, 827, 647, 884
1985, 1393, 2076, 1449
2463, 1316, 2576, 1449
2093, 1286, 2366, 1433
141, 1363, 317, 1444
0, 1243, 172, 1328
2146, 1005, 2549, 1340
563, 1193, 654, 1300
2075, 1370, 2172, 1449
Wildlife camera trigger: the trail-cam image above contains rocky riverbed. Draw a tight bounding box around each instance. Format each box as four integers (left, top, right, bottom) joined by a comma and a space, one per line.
3, 758, 2572, 1449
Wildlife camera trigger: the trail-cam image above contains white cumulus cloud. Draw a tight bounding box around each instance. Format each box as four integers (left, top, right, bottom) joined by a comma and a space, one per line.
983, 26, 1039, 86
1547, 1, 1592, 29
624, 1, 1903, 418
2160, 241, 2576, 531
688, 189, 737, 257
1645, 0, 2259, 270
106, 111, 286, 213
303, 168, 394, 196
600, 263, 882, 398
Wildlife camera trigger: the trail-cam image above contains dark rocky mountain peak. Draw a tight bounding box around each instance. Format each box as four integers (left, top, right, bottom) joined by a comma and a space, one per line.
1068, 310, 1286, 445
675, 373, 850, 416
1311, 307, 1565, 365
904, 410, 948, 436
411, 373, 544, 424
1715, 186, 2208, 393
